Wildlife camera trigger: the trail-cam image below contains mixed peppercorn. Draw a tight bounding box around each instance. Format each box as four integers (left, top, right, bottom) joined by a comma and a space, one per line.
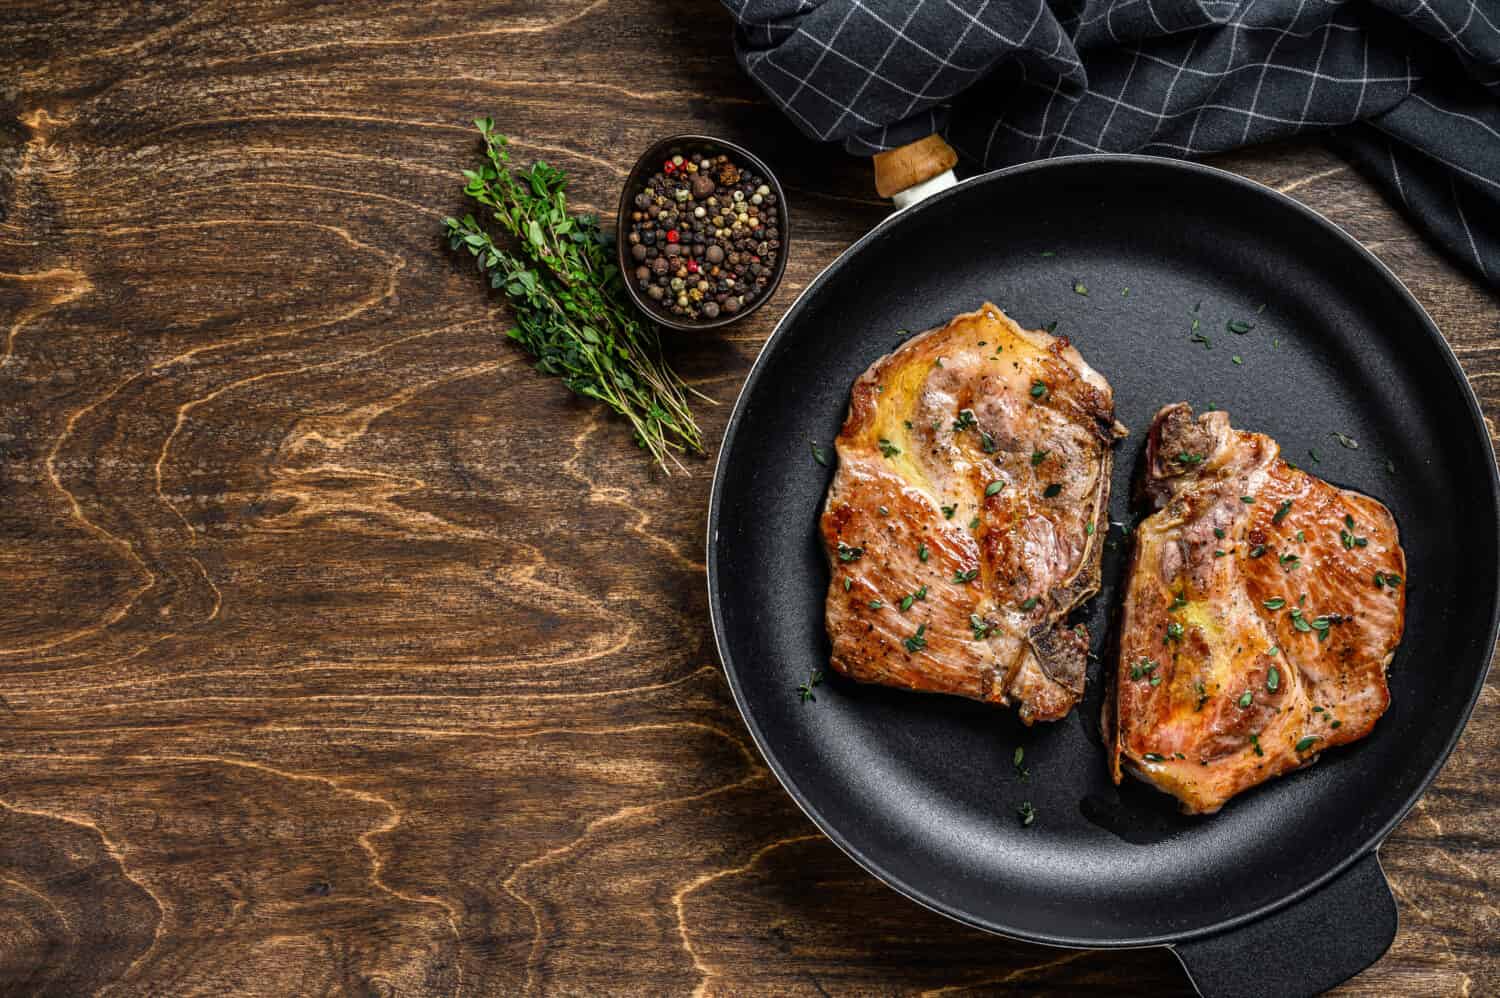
625, 152, 782, 322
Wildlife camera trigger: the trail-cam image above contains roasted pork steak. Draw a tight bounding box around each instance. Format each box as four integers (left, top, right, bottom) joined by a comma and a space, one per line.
1111, 403, 1408, 813
820, 303, 1126, 723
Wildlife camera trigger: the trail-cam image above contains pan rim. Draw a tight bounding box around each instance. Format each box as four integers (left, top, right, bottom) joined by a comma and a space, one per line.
704, 152, 1499, 949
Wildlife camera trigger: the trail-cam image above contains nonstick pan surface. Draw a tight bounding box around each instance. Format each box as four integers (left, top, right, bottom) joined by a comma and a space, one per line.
706, 157, 1496, 968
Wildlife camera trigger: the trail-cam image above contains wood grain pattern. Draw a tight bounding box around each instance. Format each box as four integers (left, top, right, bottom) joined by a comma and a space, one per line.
0, 2, 1494, 995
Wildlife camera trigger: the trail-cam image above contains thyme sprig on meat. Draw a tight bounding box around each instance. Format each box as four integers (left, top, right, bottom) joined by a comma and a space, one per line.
444, 118, 705, 472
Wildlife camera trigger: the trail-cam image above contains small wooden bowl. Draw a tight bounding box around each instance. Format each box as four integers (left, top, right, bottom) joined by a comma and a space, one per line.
616, 135, 789, 332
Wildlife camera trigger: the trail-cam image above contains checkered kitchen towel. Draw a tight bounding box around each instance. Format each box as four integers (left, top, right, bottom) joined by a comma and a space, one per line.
722, 0, 1500, 286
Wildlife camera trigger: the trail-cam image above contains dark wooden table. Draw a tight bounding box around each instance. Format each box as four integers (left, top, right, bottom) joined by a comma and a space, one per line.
2, 3, 1495, 995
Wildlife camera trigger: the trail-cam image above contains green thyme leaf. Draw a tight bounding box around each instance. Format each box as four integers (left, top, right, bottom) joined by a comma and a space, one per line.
445, 124, 702, 471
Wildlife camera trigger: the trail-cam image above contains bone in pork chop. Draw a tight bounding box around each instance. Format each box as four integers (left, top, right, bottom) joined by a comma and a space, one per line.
820, 303, 1126, 723
1109, 403, 1407, 813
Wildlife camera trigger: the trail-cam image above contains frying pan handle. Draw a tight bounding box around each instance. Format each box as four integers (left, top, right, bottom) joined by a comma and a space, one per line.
1170, 851, 1396, 998
873, 134, 958, 210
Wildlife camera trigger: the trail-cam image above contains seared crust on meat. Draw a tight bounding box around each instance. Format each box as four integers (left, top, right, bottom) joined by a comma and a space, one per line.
1112, 403, 1407, 812
819, 303, 1125, 723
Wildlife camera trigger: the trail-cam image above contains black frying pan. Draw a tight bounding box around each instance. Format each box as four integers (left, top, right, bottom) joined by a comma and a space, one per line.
706, 156, 1498, 997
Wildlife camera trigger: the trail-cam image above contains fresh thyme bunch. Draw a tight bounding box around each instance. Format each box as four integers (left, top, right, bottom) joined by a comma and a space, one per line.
444, 118, 705, 471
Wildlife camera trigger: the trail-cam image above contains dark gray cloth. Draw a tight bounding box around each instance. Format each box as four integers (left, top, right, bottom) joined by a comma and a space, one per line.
723, 0, 1500, 286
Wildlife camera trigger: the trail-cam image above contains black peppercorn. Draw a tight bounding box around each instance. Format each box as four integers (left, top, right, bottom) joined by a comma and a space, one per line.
626, 149, 781, 322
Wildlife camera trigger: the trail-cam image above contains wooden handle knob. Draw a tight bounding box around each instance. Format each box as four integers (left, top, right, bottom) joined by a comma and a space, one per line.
873, 135, 959, 199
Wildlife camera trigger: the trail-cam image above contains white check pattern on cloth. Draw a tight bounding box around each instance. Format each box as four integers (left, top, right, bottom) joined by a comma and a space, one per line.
723, 0, 1500, 285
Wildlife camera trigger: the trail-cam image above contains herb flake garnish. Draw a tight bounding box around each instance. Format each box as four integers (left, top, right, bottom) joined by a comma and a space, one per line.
1238, 690, 1254, 708
1330, 431, 1359, 450
797, 671, 823, 703
810, 441, 829, 467
1031, 449, 1050, 467
878, 438, 900, 458
953, 408, 978, 432
953, 568, 979, 584
1019, 596, 1039, 611
1030, 380, 1049, 400
1227, 319, 1254, 334
1295, 735, 1319, 752
1017, 801, 1037, 826
903, 624, 928, 653
837, 542, 863, 563
1273, 499, 1293, 524
1267, 665, 1280, 692
1263, 597, 1286, 610
1042, 483, 1063, 498
985, 480, 1005, 496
